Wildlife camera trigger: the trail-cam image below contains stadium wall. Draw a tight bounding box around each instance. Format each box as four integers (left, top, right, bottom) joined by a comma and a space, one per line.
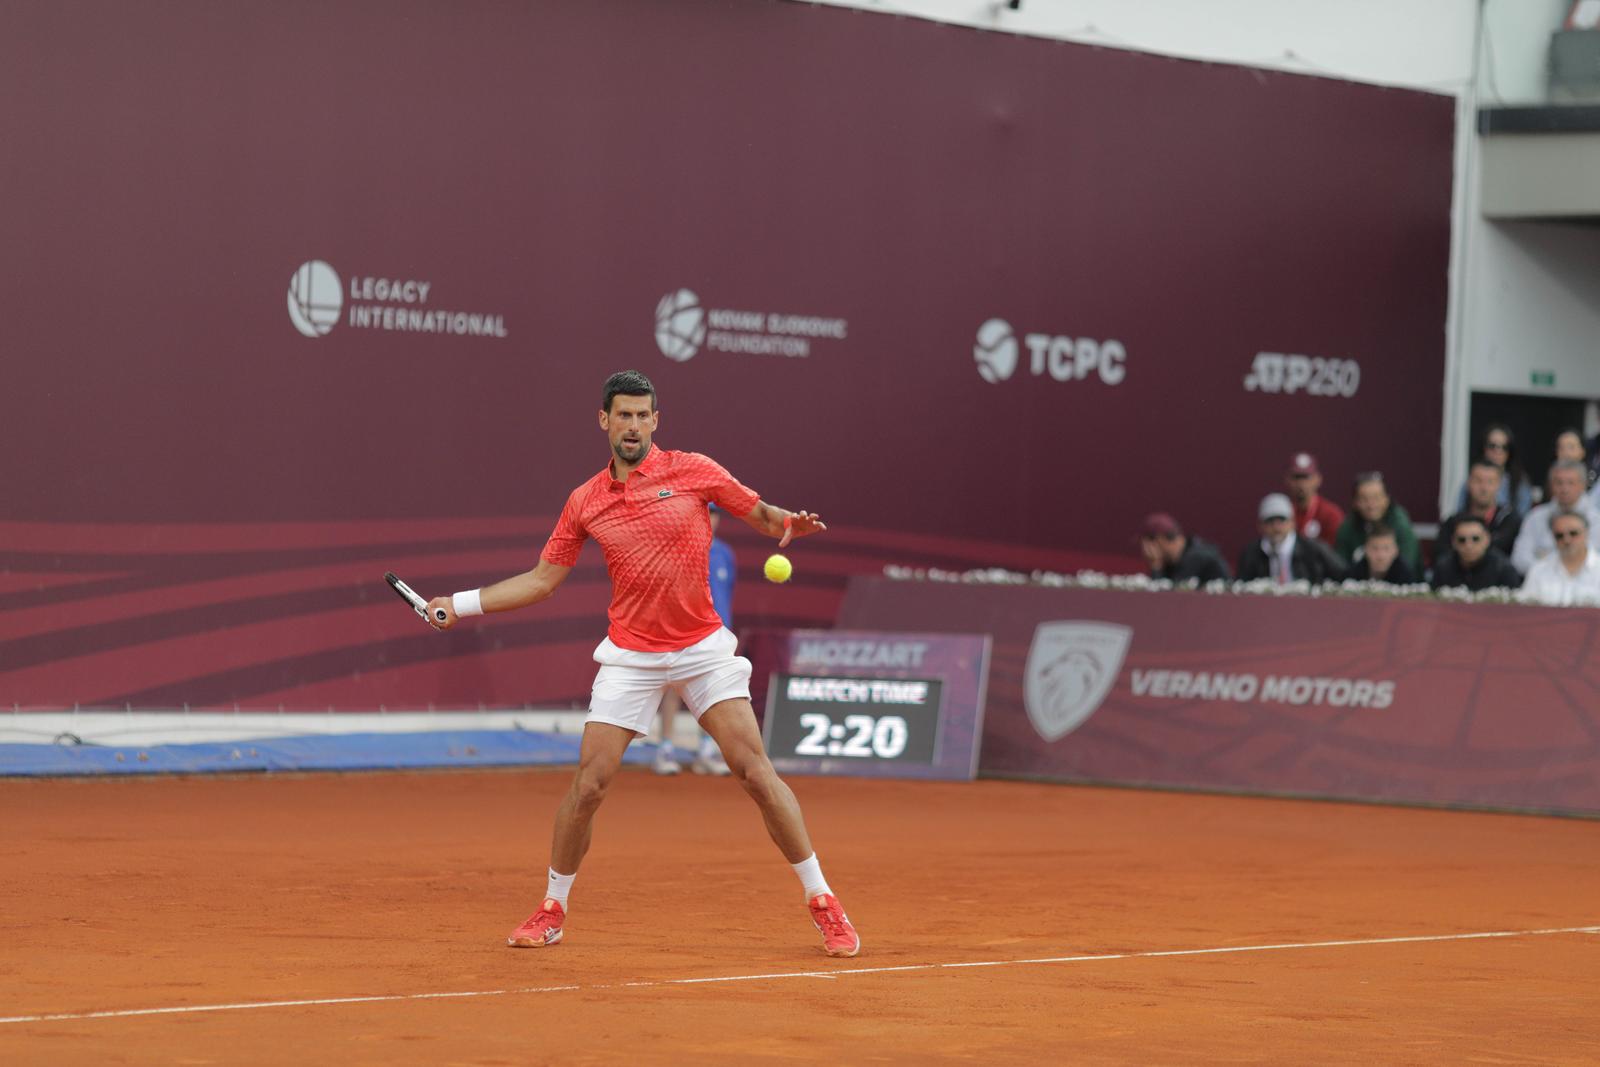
838, 576, 1600, 817
3, 0, 1453, 712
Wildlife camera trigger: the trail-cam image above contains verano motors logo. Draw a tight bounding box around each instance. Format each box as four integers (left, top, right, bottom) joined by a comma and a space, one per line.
288, 260, 342, 337
973, 319, 1127, 386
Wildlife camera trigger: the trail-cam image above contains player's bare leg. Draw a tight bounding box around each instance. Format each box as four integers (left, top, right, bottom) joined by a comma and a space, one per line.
699, 698, 813, 861
508, 721, 632, 948
699, 697, 860, 956
550, 721, 634, 872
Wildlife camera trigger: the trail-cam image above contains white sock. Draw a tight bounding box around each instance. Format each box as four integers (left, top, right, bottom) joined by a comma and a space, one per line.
791, 853, 832, 900
546, 867, 576, 907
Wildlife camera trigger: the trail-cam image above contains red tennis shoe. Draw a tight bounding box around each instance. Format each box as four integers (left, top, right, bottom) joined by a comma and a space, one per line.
507, 898, 565, 948
808, 893, 860, 958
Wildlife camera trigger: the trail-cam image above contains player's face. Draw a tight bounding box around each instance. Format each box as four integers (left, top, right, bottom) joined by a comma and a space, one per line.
1556, 432, 1584, 463
601, 394, 659, 466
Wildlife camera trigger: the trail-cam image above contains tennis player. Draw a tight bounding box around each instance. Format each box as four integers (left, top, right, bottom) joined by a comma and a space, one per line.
425, 370, 860, 957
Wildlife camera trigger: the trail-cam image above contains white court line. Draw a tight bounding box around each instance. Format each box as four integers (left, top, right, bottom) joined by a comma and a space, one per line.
2, 925, 1595, 1026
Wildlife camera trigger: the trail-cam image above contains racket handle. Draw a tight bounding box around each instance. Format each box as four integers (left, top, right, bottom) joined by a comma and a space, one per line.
435, 608, 448, 622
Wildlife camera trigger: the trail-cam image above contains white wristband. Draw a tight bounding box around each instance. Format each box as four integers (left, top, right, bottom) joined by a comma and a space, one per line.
452, 589, 484, 617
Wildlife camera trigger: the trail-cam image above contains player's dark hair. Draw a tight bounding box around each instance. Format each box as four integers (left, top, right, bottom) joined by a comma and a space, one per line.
1452, 514, 1489, 534
1468, 458, 1503, 478
1364, 522, 1395, 542
602, 370, 656, 414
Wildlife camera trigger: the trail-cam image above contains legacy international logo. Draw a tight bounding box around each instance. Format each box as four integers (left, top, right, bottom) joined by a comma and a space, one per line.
286, 259, 508, 339
973, 318, 1127, 386
653, 288, 847, 362
287, 261, 342, 337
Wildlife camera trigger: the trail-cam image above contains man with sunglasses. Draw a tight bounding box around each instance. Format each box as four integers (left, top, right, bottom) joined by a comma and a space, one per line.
1510, 461, 1600, 576
1519, 510, 1600, 606
1439, 461, 1521, 562
1430, 515, 1522, 592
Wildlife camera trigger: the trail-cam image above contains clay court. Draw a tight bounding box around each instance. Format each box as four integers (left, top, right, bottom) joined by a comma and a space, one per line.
3, 769, 1596, 1064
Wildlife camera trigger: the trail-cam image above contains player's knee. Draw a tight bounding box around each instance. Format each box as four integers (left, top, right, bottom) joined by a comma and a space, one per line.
734, 756, 779, 803
572, 767, 613, 810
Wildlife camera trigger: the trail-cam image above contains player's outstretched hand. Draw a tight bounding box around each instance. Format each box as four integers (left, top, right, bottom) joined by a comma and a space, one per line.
426, 596, 457, 631
780, 511, 827, 548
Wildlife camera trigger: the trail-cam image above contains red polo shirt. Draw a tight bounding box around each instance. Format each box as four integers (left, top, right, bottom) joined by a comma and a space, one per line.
542, 446, 760, 652
1293, 494, 1344, 547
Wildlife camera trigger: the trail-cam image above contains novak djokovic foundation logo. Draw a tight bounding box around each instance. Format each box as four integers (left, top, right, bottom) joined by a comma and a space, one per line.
1021, 619, 1400, 743
654, 288, 847, 362
973, 318, 1127, 386
286, 260, 508, 339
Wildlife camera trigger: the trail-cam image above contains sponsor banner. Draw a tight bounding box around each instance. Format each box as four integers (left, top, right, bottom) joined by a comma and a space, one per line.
288, 260, 509, 340
654, 288, 848, 362
838, 577, 1600, 815
1, 2, 1453, 710
751, 629, 990, 781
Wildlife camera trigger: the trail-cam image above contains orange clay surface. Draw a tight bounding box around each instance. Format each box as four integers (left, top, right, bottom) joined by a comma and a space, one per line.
2, 768, 1598, 1065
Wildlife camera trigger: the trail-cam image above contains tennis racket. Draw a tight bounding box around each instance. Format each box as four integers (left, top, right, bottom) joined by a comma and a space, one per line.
385, 571, 448, 623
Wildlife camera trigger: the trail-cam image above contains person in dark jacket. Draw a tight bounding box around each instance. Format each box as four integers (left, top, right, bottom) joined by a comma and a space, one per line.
1438, 460, 1521, 562
1236, 493, 1349, 583
1347, 523, 1418, 584
1138, 512, 1232, 584
1430, 515, 1523, 592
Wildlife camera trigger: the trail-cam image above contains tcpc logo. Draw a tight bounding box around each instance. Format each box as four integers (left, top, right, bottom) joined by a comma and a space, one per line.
973, 318, 1127, 386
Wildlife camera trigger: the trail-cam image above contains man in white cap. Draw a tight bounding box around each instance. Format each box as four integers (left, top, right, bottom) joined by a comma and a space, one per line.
1236, 492, 1349, 584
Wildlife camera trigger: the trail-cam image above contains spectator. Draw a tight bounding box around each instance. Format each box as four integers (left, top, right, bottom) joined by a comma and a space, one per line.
1347, 524, 1417, 584
1585, 429, 1600, 496
1237, 493, 1348, 584
1550, 428, 1591, 498
1438, 461, 1521, 562
1138, 512, 1231, 584
1510, 461, 1600, 575
1519, 509, 1600, 606
1285, 452, 1343, 547
1334, 472, 1422, 573
1455, 423, 1532, 516
1430, 516, 1522, 592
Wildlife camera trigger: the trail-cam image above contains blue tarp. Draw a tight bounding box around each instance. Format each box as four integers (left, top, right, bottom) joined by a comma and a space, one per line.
0, 730, 660, 777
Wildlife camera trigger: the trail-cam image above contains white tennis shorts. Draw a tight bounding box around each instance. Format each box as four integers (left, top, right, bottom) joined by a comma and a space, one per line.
586, 627, 752, 735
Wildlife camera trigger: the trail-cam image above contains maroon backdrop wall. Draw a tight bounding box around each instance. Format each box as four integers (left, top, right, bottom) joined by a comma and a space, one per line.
1, 1, 1454, 710
838, 578, 1600, 816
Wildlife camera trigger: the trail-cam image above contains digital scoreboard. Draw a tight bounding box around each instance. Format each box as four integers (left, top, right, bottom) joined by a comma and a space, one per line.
765, 676, 943, 765
758, 630, 989, 781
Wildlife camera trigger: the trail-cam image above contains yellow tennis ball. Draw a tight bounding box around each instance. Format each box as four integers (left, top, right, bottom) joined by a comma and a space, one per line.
764, 553, 793, 583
